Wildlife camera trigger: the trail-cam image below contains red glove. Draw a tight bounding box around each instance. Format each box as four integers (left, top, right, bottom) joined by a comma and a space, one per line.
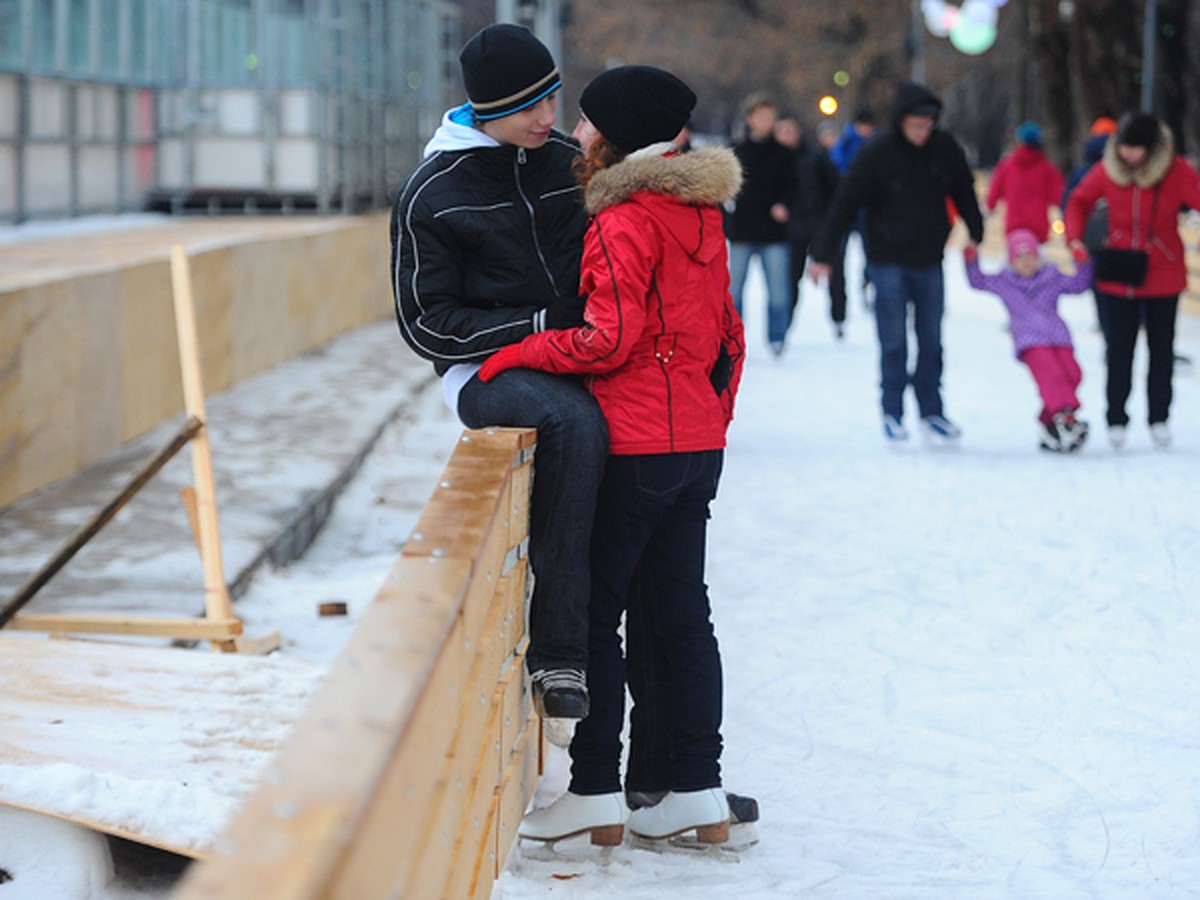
478, 345, 524, 382
963, 244, 978, 263
1070, 242, 1089, 264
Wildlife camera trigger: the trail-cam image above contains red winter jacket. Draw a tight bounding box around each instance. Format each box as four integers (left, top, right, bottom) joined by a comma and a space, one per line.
986, 145, 1066, 243
1065, 124, 1200, 299
509, 146, 745, 455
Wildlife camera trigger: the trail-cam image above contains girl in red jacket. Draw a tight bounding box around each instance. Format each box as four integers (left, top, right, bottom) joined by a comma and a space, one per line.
480, 65, 746, 848
1066, 112, 1200, 449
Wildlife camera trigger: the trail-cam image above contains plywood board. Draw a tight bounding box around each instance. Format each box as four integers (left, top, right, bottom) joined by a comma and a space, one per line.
0, 634, 323, 857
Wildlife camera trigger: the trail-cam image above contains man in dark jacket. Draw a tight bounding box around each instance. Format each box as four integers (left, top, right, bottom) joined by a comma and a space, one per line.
391, 24, 606, 719
774, 114, 842, 337
725, 93, 796, 356
809, 82, 983, 443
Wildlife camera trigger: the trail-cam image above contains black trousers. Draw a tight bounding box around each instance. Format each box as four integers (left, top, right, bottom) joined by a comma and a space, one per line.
1099, 293, 1179, 426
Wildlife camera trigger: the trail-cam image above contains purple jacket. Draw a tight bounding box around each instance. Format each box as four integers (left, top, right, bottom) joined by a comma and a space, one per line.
965, 258, 1093, 357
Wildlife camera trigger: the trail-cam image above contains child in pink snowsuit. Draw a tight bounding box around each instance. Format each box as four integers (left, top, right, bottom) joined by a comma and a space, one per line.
965, 229, 1093, 451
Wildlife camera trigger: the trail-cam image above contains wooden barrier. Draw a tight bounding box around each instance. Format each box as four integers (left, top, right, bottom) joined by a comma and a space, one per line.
172, 426, 541, 900
0, 213, 392, 509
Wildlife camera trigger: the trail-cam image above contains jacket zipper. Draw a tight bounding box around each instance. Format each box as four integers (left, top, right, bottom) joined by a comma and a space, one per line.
514, 148, 562, 296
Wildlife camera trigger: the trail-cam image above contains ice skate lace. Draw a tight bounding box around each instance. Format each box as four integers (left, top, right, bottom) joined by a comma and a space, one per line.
531, 668, 587, 693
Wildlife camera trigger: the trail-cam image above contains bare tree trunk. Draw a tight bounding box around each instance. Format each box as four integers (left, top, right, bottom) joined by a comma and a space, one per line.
1157, 0, 1192, 154
1068, 0, 1142, 129
1025, 0, 1075, 169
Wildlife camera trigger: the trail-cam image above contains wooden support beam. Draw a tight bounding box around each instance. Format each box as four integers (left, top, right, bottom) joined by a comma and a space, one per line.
170, 244, 234, 632
0, 416, 204, 629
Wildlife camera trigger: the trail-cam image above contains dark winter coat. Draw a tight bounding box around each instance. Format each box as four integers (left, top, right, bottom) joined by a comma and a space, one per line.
1065, 122, 1200, 299
785, 141, 840, 245
810, 83, 984, 268
724, 135, 794, 244
1061, 134, 1109, 209
507, 147, 746, 455
986, 144, 1066, 242
390, 105, 587, 375
1062, 134, 1111, 254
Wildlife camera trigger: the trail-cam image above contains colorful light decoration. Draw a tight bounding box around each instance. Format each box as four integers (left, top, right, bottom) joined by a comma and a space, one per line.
921, 0, 1006, 55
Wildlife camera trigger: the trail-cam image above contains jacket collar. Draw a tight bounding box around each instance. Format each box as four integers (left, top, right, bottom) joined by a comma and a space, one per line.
582, 146, 743, 216
1102, 122, 1175, 188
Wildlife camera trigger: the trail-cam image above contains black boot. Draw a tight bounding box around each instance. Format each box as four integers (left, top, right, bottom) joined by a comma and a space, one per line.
530, 668, 589, 719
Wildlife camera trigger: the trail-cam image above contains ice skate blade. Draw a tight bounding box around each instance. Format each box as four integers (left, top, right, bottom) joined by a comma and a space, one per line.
629, 831, 747, 860
518, 823, 624, 848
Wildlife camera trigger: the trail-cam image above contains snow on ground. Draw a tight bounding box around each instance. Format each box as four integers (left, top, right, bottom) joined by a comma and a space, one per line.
5, 238, 1200, 898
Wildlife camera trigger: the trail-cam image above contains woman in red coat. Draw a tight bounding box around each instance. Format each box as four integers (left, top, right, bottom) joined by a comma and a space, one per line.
1066, 112, 1200, 449
480, 65, 746, 848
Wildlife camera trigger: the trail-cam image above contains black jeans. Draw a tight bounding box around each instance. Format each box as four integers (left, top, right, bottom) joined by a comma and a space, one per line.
457, 370, 609, 673
569, 450, 725, 796
1099, 293, 1179, 426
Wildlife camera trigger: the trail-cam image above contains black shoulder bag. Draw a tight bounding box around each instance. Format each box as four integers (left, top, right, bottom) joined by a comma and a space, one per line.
1094, 184, 1159, 286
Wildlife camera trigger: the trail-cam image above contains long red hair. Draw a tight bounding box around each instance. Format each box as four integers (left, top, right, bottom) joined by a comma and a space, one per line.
573, 135, 625, 189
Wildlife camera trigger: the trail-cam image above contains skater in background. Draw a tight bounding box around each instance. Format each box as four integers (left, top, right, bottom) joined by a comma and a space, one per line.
725, 92, 795, 356
773, 113, 841, 336
809, 82, 984, 445
1065, 111, 1200, 450
986, 121, 1065, 245
480, 65, 745, 848
1062, 117, 1120, 346
964, 229, 1093, 452
831, 108, 877, 312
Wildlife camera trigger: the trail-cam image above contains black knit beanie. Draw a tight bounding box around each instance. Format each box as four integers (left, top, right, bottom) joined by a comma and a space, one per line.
579, 65, 697, 155
1117, 112, 1160, 151
459, 24, 561, 121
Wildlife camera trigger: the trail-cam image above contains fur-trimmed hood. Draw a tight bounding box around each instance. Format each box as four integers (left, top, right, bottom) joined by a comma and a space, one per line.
583, 146, 743, 216
1103, 121, 1176, 188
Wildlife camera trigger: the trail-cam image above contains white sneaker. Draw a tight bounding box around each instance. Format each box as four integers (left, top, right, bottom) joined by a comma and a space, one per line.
1107, 424, 1127, 449
882, 415, 908, 442
1150, 422, 1172, 449
921, 414, 962, 442
627, 787, 730, 843
519, 791, 627, 845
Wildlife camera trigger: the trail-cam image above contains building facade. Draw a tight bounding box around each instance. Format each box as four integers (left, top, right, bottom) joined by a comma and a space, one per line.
0, 0, 459, 222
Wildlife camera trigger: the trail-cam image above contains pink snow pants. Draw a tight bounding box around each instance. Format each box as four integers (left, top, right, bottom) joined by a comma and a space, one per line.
1021, 345, 1083, 424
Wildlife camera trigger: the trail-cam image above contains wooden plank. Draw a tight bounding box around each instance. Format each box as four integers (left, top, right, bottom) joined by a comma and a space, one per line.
494, 717, 540, 880
0, 634, 323, 857
173, 556, 470, 900
169, 244, 234, 628
0, 287, 19, 504
17, 281, 79, 495
445, 696, 505, 900
459, 501, 515, 648
118, 261, 180, 445
6, 613, 242, 639
329, 613, 467, 898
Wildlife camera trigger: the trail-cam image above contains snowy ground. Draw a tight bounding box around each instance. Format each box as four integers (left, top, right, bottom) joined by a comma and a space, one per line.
4, 239, 1200, 898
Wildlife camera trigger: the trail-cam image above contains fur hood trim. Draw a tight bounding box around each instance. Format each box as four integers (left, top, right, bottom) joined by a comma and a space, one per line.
1102, 122, 1175, 188
584, 146, 743, 216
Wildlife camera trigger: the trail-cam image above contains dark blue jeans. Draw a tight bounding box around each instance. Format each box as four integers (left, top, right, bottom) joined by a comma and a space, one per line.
867, 262, 946, 420
457, 370, 608, 674
569, 450, 724, 796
